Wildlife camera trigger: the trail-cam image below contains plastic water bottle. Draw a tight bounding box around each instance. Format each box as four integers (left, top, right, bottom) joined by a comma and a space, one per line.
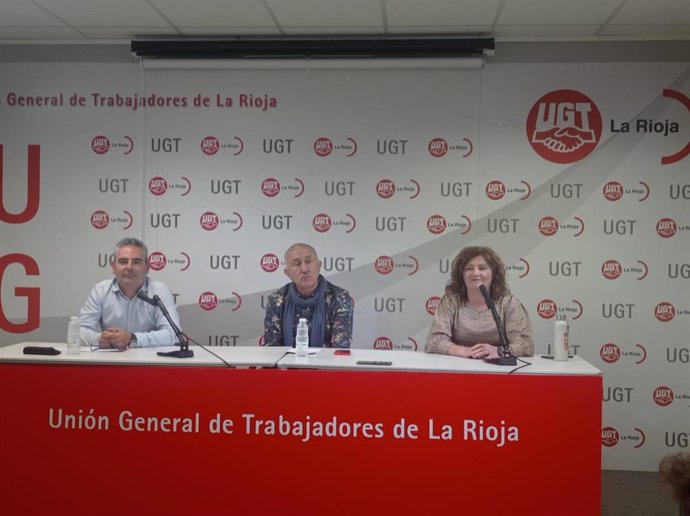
295, 318, 309, 358
67, 316, 81, 355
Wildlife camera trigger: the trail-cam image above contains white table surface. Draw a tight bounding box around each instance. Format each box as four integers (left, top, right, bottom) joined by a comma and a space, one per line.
0, 342, 223, 366
276, 347, 601, 375
0, 342, 291, 369
0, 342, 601, 375
204, 345, 291, 367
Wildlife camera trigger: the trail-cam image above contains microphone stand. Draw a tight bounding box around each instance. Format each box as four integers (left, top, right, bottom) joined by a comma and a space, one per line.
484, 309, 517, 366
150, 294, 194, 358
479, 286, 517, 366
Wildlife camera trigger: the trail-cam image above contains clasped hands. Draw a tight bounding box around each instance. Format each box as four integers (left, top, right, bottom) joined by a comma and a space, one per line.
451, 342, 499, 360
467, 343, 499, 359
98, 327, 132, 351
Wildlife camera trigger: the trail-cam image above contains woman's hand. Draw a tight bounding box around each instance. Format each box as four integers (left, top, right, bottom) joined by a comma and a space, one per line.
448, 343, 473, 358
469, 343, 498, 359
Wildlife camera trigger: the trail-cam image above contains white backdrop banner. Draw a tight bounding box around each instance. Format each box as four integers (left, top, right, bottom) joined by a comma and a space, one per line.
1, 59, 688, 471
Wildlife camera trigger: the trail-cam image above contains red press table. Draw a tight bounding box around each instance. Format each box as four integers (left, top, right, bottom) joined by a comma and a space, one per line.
0, 342, 602, 516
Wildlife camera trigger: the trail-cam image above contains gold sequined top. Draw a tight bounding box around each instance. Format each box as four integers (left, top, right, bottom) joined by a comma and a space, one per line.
425, 292, 534, 357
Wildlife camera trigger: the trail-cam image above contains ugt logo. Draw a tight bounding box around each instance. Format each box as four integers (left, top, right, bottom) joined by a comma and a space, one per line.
526, 89, 602, 164
1, 145, 40, 224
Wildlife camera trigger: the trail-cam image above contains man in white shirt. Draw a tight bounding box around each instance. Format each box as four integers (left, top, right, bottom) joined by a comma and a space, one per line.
79, 237, 181, 350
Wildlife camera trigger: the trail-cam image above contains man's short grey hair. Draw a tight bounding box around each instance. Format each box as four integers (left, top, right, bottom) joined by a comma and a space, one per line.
284, 243, 318, 262
114, 237, 148, 261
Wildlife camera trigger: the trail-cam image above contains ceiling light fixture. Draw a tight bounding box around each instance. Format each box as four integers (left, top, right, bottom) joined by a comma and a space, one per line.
131, 37, 494, 60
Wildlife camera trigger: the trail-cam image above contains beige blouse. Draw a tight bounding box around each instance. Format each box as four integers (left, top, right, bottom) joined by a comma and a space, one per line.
425, 292, 534, 357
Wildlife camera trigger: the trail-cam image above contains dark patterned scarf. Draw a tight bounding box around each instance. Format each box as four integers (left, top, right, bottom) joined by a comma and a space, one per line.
282, 275, 327, 347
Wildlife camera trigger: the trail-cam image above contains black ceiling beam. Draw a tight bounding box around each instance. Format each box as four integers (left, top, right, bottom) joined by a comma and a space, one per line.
131, 38, 494, 59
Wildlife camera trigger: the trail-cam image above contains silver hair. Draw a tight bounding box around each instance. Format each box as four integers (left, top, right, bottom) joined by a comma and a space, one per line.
114, 237, 148, 262
284, 242, 318, 262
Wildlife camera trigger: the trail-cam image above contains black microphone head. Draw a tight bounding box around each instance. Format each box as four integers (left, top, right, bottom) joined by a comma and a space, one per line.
136, 290, 156, 305
478, 284, 495, 309
478, 284, 490, 300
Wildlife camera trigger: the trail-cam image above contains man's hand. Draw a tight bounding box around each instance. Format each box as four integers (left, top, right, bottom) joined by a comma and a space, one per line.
99, 327, 132, 351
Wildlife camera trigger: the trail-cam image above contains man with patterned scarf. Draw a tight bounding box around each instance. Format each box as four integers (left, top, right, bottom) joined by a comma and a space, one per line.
263, 243, 353, 348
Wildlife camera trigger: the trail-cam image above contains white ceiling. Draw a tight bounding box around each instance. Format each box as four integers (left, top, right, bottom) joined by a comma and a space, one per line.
0, 0, 689, 43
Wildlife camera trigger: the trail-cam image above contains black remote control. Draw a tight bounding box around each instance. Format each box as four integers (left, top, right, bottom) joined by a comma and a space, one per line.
23, 346, 61, 355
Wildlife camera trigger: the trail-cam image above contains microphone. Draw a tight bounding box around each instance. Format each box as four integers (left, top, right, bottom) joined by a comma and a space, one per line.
136, 290, 157, 306
478, 284, 495, 310
478, 285, 517, 366
136, 289, 194, 359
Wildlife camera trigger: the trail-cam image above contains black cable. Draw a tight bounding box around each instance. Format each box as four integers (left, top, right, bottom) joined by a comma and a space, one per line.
183, 333, 233, 367
508, 357, 532, 374
270, 350, 292, 368
183, 335, 290, 369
